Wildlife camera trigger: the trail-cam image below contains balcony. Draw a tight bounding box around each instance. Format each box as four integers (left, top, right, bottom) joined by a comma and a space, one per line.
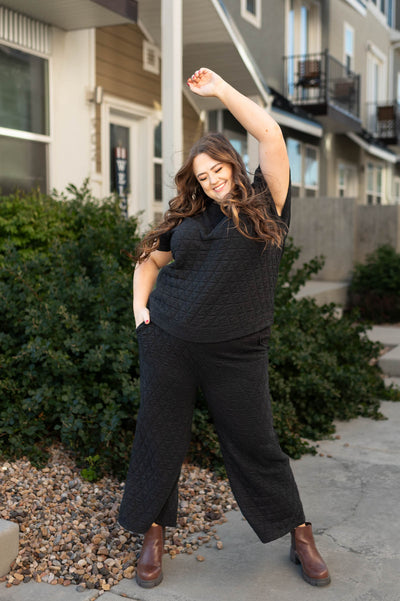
283, 50, 362, 133
366, 101, 400, 146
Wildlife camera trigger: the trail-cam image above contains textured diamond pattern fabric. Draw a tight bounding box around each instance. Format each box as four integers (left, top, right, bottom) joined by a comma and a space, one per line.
148, 168, 291, 343
118, 322, 305, 544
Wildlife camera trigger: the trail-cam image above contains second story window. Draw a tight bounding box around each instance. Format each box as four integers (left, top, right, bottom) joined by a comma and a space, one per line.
241, 0, 261, 28
344, 23, 354, 73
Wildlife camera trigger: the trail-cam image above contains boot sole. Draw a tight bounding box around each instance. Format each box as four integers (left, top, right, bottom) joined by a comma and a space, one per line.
136, 572, 163, 588
290, 547, 331, 587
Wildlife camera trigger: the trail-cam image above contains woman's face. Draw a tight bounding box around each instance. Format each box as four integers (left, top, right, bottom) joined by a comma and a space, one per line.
193, 153, 233, 201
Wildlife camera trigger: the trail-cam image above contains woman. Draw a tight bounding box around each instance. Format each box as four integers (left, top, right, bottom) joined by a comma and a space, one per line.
118, 68, 330, 589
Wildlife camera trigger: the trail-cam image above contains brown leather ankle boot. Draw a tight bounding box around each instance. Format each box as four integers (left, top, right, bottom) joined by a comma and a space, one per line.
290, 522, 331, 586
136, 524, 165, 588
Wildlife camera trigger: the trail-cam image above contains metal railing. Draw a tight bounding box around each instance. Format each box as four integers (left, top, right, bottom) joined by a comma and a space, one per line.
283, 50, 360, 119
365, 100, 400, 142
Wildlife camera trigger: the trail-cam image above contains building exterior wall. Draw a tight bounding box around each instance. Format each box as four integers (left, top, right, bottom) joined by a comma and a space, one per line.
95, 23, 202, 225
50, 28, 96, 193
329, 0, 391, 127
223, 0, 287, 92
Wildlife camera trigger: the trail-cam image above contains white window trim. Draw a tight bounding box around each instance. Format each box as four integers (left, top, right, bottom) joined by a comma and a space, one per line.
101, 94, 158, 226
0, 36, 51, 194
368, 0, 390, 27
0, 127, 50, 143
344, 0, 367, 16
240, 0, 262, 29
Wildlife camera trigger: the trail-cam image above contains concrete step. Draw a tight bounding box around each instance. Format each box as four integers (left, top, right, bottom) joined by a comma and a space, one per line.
379, 345, 400, 377
367, 326, 400, 347
384, 377, 400, 389
295, 280, 349, 306
0, 520, 19, 578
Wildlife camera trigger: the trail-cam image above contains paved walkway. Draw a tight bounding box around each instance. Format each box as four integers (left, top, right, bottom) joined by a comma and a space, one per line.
1, 330, 399, 601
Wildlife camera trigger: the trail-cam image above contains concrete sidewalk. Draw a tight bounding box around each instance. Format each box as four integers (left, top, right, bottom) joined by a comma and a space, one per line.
1, 396, 399, 601
1, 329, 399, 601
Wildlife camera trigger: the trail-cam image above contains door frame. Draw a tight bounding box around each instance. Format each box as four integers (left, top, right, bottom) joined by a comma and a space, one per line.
101, 95, 159, 228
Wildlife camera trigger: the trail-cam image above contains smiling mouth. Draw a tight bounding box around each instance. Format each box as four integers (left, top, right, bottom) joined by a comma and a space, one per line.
213, 182, 226, 193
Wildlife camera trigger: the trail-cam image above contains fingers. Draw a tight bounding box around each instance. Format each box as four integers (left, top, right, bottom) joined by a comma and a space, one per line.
187, 67, 209, 86
134, 307, 150, 328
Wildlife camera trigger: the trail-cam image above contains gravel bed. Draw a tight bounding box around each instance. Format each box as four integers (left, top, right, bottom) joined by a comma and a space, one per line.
0, 444, 237, 591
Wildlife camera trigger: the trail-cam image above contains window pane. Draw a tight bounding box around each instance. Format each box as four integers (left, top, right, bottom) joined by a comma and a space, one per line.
300, 5, 309, 55
154, 163, 162, 201
246, 0, 256, 14
0, 44, 48, 135
154, 122, 162, 158
110, 124, 129, 200
366, 163, 374, 192
376, 166, 382, 194
345, 28, 353, 57
338, 164, 345, 187
0, 135, 47, 194
304, 147, 318, 187
287, 138, 302, 185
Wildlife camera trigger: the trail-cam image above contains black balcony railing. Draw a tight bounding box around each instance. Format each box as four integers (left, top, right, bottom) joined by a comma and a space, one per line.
366, 101, 400, 144
283, 50, 360, 120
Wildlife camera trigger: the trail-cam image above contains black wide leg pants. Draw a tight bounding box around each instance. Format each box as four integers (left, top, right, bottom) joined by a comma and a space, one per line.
118, 321, 305, 544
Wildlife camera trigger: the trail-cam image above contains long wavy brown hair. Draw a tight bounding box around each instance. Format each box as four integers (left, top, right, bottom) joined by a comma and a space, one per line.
135, 132, 287, 263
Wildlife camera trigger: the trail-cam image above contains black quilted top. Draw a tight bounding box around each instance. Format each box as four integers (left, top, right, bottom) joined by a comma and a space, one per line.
147, 167, 291, 342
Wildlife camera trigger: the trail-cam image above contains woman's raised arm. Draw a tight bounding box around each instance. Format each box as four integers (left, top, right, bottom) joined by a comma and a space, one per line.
187, 68, 289, 215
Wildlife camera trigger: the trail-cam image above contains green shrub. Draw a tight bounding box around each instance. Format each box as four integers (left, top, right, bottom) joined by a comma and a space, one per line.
0, 184, 141, 477
347, 244, 400, 323
0, 185, 398, 481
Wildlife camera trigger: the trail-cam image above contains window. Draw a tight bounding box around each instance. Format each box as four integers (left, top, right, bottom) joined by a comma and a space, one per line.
338, 163, 358, 197
397, 72, 400, 103
366, 162, 383, 204
287, 137, 319, 197
344, 24, 354, 73
393, 176, 400, 203
287, 138, 302, 196
110, 123, 129, 216
154, 122, 163, 203
0, 42, 49, 194
207, 109, 249, 168
241, 0, 261, 28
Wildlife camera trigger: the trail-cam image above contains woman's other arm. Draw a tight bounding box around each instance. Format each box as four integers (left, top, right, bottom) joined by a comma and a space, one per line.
133, 250, 173, 327
187, 68, 289, 215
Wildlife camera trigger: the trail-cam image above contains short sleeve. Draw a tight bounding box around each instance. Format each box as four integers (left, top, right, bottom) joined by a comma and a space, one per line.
252, 166, 291, 228
158, 230, 172, 252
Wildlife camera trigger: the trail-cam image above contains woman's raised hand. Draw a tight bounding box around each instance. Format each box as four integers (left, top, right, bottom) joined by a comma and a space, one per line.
187, 68, 225, 97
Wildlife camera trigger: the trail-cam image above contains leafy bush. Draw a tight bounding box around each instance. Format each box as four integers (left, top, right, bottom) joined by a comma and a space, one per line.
0, 185, 398, 482
347, 245, 400, 323
0, 184, 141, 477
